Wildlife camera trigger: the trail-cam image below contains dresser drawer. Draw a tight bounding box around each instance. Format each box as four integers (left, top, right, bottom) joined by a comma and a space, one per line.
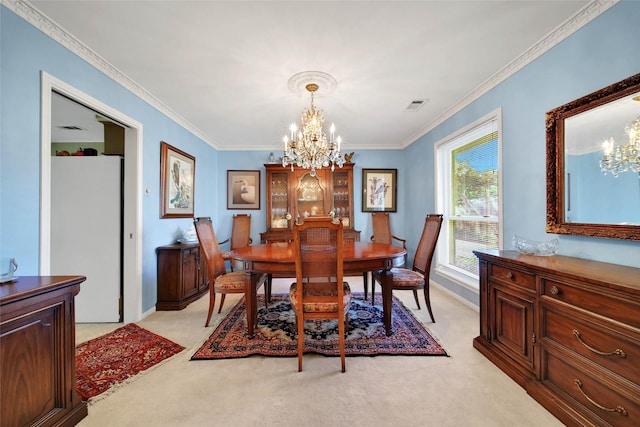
543, 349, 639, 427
542, 304, 640, 385
542, 279, 640, 329
489, 263, 536, 291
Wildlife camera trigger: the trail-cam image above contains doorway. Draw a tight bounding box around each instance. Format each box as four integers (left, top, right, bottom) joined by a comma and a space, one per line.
40, 72, 143, 323
50, 92, 123, 322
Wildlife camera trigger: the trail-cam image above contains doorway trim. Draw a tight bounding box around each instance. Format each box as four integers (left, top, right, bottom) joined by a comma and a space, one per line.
40, 71, 143, 323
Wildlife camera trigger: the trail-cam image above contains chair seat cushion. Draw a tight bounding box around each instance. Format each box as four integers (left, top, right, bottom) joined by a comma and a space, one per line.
289, 282, 352, 313
221, 251, 232, 260
375, 268, 425, 287
214, 271, 248, 291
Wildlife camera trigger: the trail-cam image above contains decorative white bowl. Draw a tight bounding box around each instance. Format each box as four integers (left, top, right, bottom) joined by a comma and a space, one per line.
512, 235, 559, 256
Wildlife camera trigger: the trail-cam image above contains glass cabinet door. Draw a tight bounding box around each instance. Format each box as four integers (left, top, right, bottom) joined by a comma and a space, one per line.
270, 171, 290, 229
332, 170, 350, 227
296, 172, 325, 221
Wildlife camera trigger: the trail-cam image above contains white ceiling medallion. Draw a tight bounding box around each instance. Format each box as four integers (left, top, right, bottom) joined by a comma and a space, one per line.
288, 71, 338, 97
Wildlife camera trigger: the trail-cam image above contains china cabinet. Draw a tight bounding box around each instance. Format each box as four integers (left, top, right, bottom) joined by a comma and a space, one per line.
260, 163, 360, 243
474, 250, 640, 427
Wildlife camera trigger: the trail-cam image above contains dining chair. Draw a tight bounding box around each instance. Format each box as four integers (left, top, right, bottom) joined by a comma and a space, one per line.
372, 214, 443, 323
220, 214, 252, 272
366, 212, 407, 302
290, 217, 351, 373
194, 217, 268, 327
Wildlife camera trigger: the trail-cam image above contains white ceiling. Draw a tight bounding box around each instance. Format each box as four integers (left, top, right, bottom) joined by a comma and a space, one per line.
34, 0, 593, 151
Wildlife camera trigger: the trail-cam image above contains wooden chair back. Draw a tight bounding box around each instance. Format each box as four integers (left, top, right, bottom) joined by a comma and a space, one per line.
412, 214, 444, 276
293, 216, 348, 372
365, 212, 407, 300
370, 212, 406, 248
294, 217, 344, 298
229, 214, 252, 250
193, 217, 227, 280
371, 211, 393, 244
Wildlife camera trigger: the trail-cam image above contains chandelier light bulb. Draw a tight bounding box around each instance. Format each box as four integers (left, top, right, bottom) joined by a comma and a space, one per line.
602, 138, 614, 156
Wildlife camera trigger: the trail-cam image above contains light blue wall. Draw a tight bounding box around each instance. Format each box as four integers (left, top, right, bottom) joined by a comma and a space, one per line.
402, 1, 640, 303
2, 3, 639, 313
0, 6, 218, 312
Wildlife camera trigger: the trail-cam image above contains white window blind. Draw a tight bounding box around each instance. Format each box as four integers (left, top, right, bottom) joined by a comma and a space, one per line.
435, 111, 501, 287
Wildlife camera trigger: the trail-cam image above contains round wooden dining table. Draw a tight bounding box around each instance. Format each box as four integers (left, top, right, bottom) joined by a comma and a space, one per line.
230, 241, 407, 338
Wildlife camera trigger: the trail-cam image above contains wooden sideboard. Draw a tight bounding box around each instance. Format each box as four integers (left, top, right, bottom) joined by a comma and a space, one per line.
156, 243, 209, 310
473, 250, 640, 427
1, 276, 88, 427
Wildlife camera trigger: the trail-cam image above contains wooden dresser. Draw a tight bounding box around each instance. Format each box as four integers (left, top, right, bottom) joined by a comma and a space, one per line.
474, 250, 640, 427
156, 243, 209, 310
1, 276, 88, 427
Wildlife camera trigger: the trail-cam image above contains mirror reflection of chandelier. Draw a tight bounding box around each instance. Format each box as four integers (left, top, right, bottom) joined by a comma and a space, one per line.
599, 115, 640, 177
282, 79, 344, 177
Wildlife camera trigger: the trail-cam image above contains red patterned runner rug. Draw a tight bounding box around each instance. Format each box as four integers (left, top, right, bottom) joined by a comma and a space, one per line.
76, 323, 184, 401
191, 293, 447, 360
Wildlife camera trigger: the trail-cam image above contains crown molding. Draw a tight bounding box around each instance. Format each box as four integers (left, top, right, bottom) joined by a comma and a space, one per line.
3, 0, 218, 149
399, 0, 618, 149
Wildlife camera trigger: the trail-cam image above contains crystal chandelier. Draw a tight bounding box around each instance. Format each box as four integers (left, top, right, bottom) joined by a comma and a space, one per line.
282, 83, 344, 177
599, 115, 640, 177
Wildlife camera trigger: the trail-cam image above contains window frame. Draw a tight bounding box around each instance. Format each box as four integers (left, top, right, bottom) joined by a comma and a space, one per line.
434, 108, 503, 290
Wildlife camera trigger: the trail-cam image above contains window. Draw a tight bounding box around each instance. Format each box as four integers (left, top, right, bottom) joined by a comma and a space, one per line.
435, 110, 502, 288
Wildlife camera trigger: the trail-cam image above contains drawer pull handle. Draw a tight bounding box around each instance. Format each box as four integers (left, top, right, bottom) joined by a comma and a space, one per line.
505, 272, 514, 279
574, 379, 628, 416
550, 285, 559, 295
573, 330, 626, 358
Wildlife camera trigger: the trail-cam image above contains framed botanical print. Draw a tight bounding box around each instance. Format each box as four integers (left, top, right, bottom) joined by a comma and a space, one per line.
362, 168, 397, 212
160, 141, 195, 218
227, 170, 260, 210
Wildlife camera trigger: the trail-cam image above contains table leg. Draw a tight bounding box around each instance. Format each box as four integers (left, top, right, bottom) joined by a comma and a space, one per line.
379, 271, 394, 336
245, 273, 259, 339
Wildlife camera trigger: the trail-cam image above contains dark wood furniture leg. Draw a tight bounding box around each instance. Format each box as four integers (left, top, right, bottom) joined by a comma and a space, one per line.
245, 273, 259, 338
380, 271, 394, 336
362, 272, 369, 300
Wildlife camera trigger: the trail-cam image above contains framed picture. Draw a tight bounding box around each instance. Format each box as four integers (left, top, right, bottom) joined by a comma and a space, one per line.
362, 168, 397, 212
227, 170, 260, 210
160, 141, 195, 218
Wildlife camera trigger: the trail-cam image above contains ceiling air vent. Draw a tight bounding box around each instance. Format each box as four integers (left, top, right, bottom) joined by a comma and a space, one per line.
405, 99, 428, 111
58, 125, 85, 130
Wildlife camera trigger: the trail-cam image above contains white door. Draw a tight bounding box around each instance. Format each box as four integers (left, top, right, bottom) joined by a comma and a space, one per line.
51, 156, 121, 322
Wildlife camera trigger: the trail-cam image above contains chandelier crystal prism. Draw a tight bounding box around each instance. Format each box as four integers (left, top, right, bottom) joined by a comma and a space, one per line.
599, 115, 640, 177
282, 83, 344, 177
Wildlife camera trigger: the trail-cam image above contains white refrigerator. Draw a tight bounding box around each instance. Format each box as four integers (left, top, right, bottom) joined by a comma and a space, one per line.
51, 156, 122, 322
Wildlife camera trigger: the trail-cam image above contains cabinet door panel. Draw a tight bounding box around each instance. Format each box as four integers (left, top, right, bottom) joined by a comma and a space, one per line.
332, 170, 352, 227
268, 171, 291, 230
1, 305, 59, 426
181, 249, 199, 298
295, 170, 326, 219
491, 286, 535, 372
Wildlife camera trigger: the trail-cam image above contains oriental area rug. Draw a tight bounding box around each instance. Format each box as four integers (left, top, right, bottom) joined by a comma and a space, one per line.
191, 293, 448, 360
76, 323, 184, 401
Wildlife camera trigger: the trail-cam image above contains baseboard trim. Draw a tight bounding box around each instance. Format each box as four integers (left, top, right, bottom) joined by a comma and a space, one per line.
431, 279, 479, 312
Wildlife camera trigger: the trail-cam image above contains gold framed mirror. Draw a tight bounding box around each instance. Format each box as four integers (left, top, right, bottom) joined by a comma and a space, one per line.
546, 73, 640, 240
